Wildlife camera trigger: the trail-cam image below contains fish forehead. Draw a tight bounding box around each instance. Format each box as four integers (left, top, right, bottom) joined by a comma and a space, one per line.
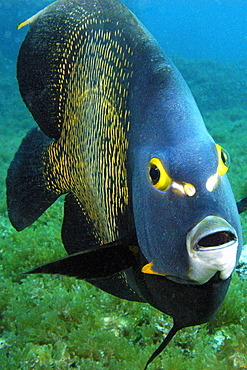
158, 138, 217, 185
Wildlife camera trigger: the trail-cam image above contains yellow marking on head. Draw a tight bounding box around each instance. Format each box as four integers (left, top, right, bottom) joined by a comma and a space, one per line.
206, 144, 230, 192
141, 262, 167, 276
216, 143, 230, 176
149, 157, 172, 191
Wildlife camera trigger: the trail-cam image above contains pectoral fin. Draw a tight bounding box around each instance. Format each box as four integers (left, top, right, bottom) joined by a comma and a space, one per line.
237, 197, 247, 214
25, 240, 138, 279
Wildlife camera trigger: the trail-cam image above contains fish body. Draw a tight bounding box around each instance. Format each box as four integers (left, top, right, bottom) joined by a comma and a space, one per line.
7, 0, 243, 367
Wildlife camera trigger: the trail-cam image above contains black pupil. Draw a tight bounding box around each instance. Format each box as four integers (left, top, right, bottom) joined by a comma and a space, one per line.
221, 151, 227, 165
149, 165, 160, 185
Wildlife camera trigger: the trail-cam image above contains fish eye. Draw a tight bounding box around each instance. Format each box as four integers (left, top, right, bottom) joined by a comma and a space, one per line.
148, 157, 171, 191
149, 164, 160, 185
221, 148, 230, 167
216, 144, 230, 176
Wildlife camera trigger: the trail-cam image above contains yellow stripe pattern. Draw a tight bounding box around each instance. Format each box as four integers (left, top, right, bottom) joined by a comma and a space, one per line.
43, 11, 134, 244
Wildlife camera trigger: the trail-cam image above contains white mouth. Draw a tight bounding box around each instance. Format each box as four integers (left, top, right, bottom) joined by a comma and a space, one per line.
186, 216, 238, 284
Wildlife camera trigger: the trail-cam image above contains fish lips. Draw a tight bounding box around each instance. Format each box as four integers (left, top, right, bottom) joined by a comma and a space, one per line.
186, 215, 238, 284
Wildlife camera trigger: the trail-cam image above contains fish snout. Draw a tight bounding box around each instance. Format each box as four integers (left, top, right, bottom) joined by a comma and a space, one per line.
186, 216, 238, 284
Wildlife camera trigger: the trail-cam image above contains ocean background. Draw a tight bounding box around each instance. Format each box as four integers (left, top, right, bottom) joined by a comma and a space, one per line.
1, 0, 247, 369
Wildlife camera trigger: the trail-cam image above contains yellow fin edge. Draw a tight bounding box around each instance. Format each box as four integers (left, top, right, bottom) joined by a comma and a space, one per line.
17, 1, 58, 30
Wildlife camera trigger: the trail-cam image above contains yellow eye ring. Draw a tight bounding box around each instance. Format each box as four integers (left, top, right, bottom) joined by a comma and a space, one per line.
148, 157, 171, 191
216, 144, 230, 176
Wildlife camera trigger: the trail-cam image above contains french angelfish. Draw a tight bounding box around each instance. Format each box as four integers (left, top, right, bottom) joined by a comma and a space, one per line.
7, 0, 243, 368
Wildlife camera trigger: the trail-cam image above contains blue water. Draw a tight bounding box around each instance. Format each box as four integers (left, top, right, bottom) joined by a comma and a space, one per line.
1, 0, 247, 63
123, 0, 247, 63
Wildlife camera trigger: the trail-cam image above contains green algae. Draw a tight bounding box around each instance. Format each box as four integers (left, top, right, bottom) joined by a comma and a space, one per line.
1, 56, 247, 369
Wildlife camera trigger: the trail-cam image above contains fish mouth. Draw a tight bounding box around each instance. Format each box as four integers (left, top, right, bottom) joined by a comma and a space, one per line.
186, 216, 238, 284
195, 230, 236, 250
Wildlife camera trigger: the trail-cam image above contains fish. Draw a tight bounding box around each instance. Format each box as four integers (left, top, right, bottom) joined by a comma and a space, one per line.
6, 0, 243, 368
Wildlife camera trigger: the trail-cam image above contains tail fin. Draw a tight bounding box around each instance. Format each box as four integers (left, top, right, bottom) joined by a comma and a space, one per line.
144, 321, 182, 370
6, 127, 60, 231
